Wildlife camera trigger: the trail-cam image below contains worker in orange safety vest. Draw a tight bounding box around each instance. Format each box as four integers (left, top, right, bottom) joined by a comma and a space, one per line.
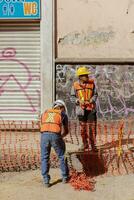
71, 66, 98, 151
40, 100, 69, 187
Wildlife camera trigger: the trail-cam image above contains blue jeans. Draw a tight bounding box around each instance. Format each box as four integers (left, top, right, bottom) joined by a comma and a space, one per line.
40, 132, 68, 183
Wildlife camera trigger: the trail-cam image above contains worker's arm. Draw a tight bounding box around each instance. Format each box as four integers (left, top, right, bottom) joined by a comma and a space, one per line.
90, 83, 98, 103
70, 83, 79, 105
62, 124, 69, 138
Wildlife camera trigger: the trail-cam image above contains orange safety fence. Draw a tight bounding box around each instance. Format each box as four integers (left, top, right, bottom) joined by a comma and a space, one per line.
0, 118, 134, 177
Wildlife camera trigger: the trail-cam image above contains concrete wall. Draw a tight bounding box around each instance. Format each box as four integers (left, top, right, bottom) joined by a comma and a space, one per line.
57, 0, 134, 59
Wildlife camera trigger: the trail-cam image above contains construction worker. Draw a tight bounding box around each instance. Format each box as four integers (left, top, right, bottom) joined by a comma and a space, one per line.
71, 66, 98, 151
40, 100, 69, 187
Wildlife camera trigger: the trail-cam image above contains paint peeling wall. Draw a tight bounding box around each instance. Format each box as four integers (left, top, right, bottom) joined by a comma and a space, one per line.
57, 0, 134, 59
56, 65, 134, 119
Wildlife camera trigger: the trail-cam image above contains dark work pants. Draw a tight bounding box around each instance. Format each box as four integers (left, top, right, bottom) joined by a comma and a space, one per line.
78, 110, 97, 149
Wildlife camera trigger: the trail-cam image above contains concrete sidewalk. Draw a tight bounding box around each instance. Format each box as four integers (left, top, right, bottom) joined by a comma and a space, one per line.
0, 169, 134, 200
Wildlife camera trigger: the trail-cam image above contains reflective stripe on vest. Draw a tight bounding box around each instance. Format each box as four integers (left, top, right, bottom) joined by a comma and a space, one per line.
40, 109, 62, 133
74, 80, 95, 110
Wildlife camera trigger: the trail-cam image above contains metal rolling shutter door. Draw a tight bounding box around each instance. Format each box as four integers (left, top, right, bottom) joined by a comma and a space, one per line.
0, 22, 40, 121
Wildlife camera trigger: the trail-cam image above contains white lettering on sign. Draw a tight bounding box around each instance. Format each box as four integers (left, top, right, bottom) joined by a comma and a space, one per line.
0, 0, 25, 3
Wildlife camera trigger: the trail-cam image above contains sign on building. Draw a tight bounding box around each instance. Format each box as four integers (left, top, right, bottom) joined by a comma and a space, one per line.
0, 0, 40, 19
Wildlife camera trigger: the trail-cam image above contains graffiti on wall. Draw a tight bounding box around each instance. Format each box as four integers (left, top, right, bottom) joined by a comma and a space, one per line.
0, 48, 40, 117
56, 64, 134, 119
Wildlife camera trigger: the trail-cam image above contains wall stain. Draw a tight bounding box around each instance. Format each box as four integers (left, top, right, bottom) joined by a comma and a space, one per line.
126, 0, 134, 14
58, 28, 115, 46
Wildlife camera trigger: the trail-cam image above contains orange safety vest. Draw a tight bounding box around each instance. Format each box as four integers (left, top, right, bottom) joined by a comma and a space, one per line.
40, 109, 62, 133
73, 79, 95, 110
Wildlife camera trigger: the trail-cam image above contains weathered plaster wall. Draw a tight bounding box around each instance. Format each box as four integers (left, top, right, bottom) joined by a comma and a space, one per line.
56, 65, 134, 119
57, 0, 134, 59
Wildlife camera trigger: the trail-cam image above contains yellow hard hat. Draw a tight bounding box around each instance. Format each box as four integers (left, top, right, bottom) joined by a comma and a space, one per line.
76, 66, 90, 76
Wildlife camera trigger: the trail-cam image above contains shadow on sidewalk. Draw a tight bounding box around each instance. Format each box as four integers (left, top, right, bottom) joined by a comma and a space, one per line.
76, 151, 107, 177
67, 150, 107, 177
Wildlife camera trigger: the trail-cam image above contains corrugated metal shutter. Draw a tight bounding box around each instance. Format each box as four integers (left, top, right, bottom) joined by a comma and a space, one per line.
0, 22, 40, 121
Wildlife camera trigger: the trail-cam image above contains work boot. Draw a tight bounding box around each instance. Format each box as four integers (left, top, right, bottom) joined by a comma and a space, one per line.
62, 178, 68, 184
43, 182, 50, 188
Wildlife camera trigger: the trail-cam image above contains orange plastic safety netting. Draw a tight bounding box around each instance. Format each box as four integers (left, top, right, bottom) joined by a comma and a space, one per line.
68, 118, 134, 176
0, 118, 133, 177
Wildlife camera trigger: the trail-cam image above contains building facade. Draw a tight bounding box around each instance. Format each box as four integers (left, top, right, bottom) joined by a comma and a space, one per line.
0, 0, 134, 122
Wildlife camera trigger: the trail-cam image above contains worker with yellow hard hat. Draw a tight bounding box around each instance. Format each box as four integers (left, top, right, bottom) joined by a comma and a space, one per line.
71, 66, 98, 151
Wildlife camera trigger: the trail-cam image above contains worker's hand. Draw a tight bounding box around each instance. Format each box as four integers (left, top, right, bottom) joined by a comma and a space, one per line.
80, 100, 90, 105
89, 98, 95, 103
75, 99, 80, 105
